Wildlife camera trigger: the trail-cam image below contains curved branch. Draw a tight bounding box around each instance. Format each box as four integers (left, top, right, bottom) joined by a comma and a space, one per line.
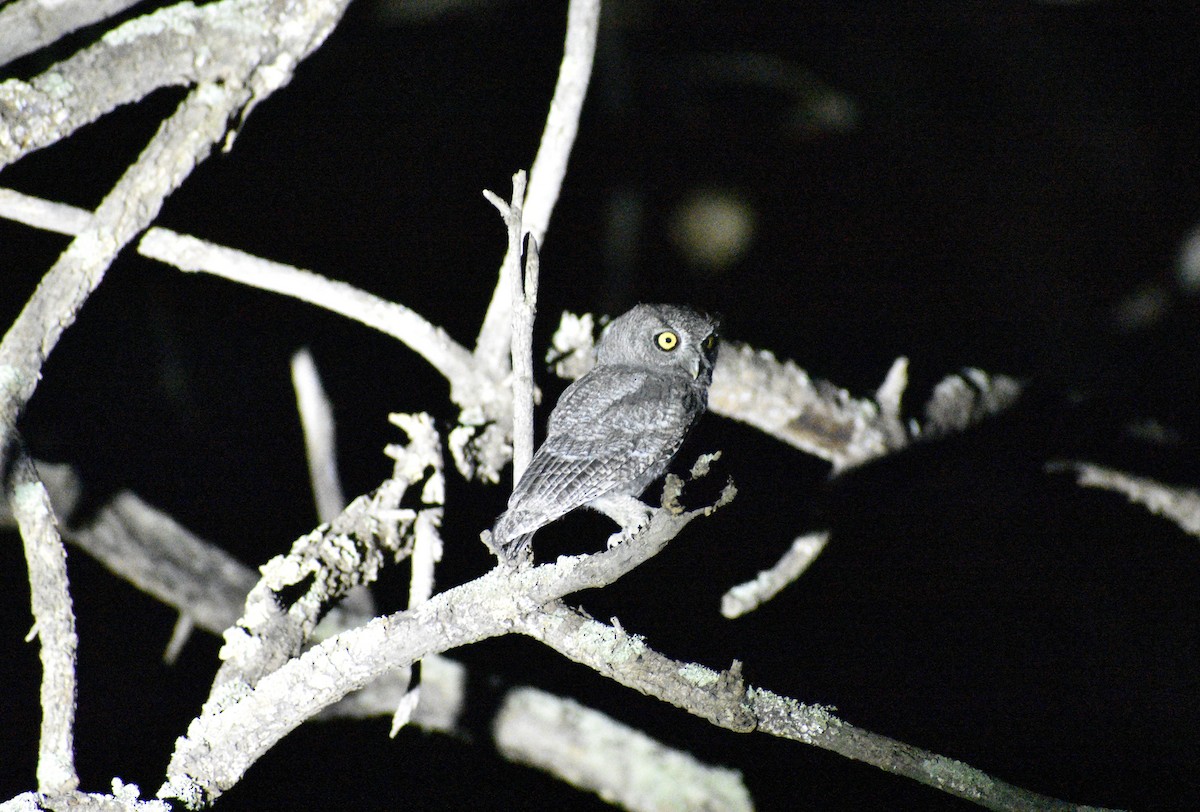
160, 487, 720, 807
137, 228, 483, 399
0, 80, 249, 473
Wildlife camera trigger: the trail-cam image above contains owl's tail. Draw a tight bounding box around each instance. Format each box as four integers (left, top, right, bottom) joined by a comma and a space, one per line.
489, 512, 535, 566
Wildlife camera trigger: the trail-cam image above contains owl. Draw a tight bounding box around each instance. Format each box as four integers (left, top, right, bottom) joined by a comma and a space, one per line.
492, 303, 719, 560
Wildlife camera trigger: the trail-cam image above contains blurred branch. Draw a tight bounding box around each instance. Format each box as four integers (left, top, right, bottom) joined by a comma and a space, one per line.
72, 491, 256, 635
291, 348, 347, 522
495, 686, 753, 812
1054, 461, 1200, 538
721, 530, 830, 618
0, 0, 147, 67
549, 316, 1022, 471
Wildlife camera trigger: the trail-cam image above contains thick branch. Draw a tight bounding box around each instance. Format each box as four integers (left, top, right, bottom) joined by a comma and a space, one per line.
0, 0, 351, 169
0, 79, 248, 497
160, 492, 715, 807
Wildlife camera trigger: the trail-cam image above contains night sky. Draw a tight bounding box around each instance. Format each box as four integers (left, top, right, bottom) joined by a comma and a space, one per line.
4, 2, 1200, 809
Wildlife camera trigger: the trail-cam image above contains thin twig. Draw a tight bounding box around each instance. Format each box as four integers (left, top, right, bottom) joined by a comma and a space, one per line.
483, 171, 535, 480
1053, 460, 1200, 538
515, 235, 540, 477
474, 0, 600, 370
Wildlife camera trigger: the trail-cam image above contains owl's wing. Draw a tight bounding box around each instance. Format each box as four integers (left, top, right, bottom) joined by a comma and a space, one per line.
494, 368, 699, 541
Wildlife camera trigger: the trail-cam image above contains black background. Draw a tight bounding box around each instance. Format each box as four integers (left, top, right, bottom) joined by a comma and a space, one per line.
3, 1, 1200, 809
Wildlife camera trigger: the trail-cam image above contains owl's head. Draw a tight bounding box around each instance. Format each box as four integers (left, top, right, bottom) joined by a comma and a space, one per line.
596, 304, 720, 384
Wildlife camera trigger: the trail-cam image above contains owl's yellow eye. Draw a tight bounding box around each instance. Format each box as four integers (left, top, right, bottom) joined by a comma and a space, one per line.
655, 330, 679, 351
703, 334, 716, 351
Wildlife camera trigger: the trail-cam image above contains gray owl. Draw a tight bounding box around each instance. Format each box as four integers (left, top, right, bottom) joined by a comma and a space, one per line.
492, 303, 719, 560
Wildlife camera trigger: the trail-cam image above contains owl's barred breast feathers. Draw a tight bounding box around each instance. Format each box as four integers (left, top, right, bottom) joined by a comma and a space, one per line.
492, 303, 719, 558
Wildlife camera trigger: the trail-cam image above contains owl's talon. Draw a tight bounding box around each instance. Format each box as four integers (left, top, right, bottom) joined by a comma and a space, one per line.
604, 506, 653, 549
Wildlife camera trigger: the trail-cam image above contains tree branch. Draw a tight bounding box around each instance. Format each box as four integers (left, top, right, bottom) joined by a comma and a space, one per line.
0, 0, 147, 68
160, 477, 725, 807
519, 603, 1115, 812
291, 348, 346, 522
474, 0, 600, 371
483, 171, 534, 479
138, 228, 483, 395
720, 530, 831, 618
0, 0, 351, 169
6, 444, 79, 796
1053, 460, 1200, 538
212, 414, 440, 690
494, 686, 753, 812
549, 316, 1022, 471
747, 687, 1111, 812
0, 79, 249, 488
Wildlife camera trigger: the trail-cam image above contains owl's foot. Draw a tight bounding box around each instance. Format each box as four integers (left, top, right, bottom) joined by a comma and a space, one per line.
591, 494, 654, 548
